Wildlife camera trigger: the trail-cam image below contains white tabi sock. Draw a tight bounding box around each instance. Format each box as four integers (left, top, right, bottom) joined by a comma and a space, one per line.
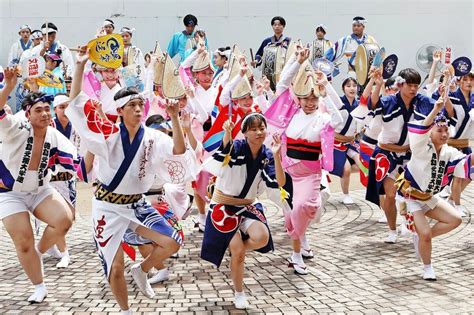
35, 245, 44, 277
300, 235, 310, 249
292, 251, 304, 265
199, 213, 207, 225
121, 309, 133, 315
27, 282, 47, 303
56, 250, 70, 268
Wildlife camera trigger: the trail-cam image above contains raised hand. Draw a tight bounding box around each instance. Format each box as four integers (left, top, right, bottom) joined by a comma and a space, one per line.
180, 110, 191, 131
255, 80, 264, 95
222, 118, 235, 135
165, 98, 180, 117
76, 46, 90, 65
185, 85, 195, 98
432, 50, 442, 63
197, 41, 206, 54
271, 133, 282, 156
262, 76, 271, 91
4, 67, 18, 87
296, 46, 310, 64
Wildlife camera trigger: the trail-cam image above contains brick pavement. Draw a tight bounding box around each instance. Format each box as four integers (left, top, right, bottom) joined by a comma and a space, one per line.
0, 185, 473, 314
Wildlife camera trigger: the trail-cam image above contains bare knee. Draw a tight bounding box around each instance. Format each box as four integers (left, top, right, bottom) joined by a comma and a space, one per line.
253, 231, 269, 249
418, 229, 432, 242
230, 244, 245, 264
110, 260, 125, 283
452, 216, 462, 228
13, 236, 34, 254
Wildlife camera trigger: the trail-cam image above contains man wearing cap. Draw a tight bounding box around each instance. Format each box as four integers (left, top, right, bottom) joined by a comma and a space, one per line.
167, 14, 209, 64
8, 25, 32, 66
326, 16, 377, 72
31, 22, 74, 78
311, 24, 332, 62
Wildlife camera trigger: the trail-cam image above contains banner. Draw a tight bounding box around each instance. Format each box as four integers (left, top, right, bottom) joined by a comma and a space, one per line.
21, 56, 46, 79
87, 34, 124, 69
36, 69, 63, 88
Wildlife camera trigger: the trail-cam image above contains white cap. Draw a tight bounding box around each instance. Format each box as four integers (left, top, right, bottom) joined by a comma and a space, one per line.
53, 95, 70, 108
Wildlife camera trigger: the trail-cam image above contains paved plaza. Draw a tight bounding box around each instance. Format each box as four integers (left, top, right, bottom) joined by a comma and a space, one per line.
0, 184, 473, 314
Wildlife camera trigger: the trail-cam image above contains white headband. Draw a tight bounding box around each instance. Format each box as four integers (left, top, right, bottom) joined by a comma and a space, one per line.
115, 93, 145, 109
53, 95, 70, 108
31, 31, 43, 39
394, 76, 406, 85
120, 27, 135, 35
352, 19, 367, 25
19, 24, 31, 32
215, 49, 231, 59
103, 20, 114, 27
316, 24, 327, 32
42, 27, 57, 34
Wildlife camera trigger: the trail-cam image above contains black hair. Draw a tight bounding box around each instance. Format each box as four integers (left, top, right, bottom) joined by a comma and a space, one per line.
342, 77, 357, 89
114, 87, 140, 101
241, 113, 267, 133
104, 19, 115, 29
183, 14, 198, 26
145, 114, 165, 127
41, 22, 58, 31
399, 68, 421, 85
22, 91, 49, 111
315, 26, 326, 34
384, 77, 395, 88
271, 16, 286, 27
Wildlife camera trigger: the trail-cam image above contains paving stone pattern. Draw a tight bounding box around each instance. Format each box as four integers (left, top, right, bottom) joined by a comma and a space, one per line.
1, 187, 473, 314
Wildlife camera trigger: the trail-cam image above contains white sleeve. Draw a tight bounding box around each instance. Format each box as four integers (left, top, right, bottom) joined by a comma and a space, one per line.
255, 94, 270, 113
219, 74, 243, 106
187, 97, 209, 124
407, 122, 432, 157
181, 49, 199, 69
326, 81, 344, 110
321, 87, 344, 129
275, 58, 300, 96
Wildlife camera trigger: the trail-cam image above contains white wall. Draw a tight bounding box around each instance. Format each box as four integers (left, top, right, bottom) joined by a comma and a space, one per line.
1, 0, 473, 83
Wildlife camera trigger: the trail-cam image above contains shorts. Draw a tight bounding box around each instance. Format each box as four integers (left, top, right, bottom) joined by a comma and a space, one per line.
240, 217, 258, 234
405, 195, 440, 214
0, 188, 56, 220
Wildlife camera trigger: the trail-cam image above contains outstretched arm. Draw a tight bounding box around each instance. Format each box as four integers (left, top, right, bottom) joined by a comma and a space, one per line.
70, 47, 89, 100
166, 99, 186, 155
0, 68, 17, 112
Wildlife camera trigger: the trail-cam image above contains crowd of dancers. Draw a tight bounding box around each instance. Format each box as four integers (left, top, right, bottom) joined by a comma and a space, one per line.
0, 14, 473, 313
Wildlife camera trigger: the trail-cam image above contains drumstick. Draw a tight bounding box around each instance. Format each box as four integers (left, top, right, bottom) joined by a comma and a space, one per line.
250, 49, 254, 63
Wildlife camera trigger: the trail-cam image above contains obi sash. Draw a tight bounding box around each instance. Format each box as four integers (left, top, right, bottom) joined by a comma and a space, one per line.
286, 137, 321, 161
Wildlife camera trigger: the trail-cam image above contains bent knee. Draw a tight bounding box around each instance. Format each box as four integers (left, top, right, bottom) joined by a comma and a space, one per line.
254, 231, 270, 248
230, 247, 245, 263
452, 216, 462, 228
418, 230, 432, 241
14, 237, 34, 254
